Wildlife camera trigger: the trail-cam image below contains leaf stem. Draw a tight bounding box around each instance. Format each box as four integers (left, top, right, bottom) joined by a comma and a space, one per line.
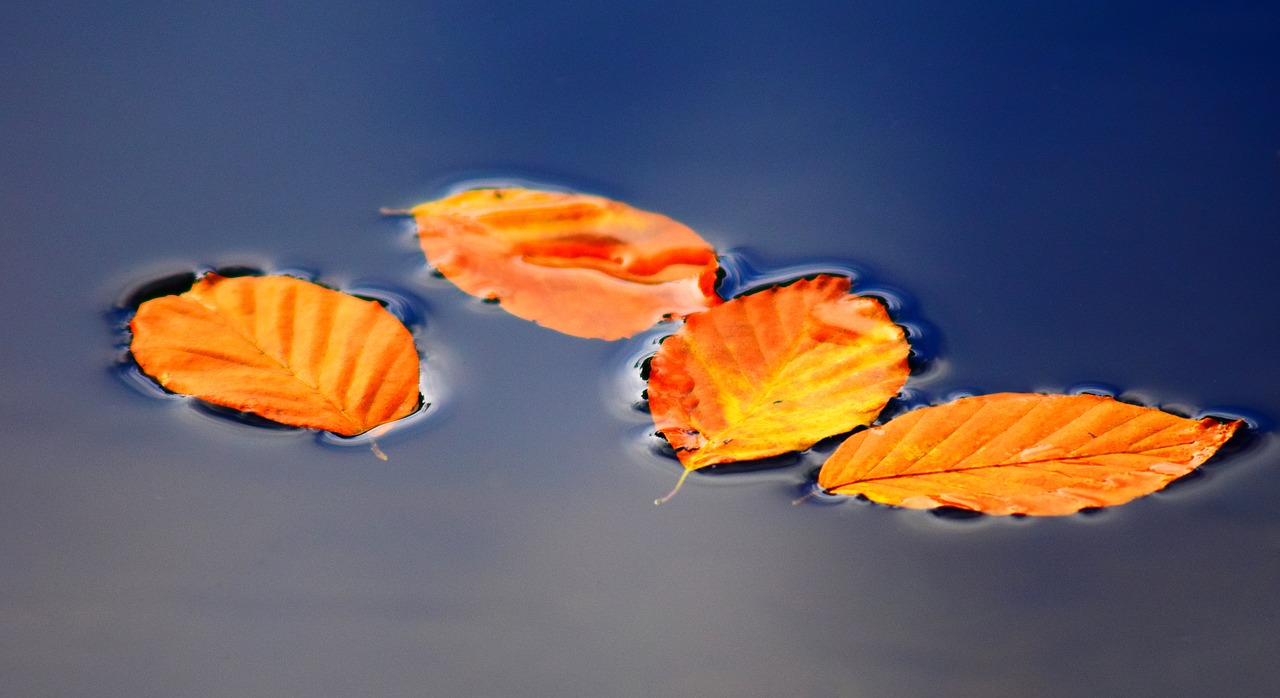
791, 489, 819, 505
654, 468, 692, 505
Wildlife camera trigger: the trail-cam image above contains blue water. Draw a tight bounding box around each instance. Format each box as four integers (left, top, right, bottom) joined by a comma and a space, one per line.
3, 2, 1279, 696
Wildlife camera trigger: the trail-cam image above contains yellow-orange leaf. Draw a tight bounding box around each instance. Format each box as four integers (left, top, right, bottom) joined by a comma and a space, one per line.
818, 392, 1241, 516
129, 274, 422, 436
405, 188, 720, 340
648, 275, 911, 472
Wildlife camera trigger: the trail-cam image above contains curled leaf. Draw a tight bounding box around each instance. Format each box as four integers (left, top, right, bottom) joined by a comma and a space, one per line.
648, 275, 911, 473
817, 392, 1241, 516
129, 274, 422, 436
405, 188, 720, 340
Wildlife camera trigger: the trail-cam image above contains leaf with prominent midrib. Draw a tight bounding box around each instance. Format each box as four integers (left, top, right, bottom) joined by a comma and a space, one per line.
400, 188, 721, 340
817, 392, 1241, 515
129, 274, 422, 436
648, 275, 911, 478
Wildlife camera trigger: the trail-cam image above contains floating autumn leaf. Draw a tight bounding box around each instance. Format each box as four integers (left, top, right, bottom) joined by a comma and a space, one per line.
647, 275, 911, 500
817, 392, 1241, 516
129, 274, 422, 439
396, 188, 721, 340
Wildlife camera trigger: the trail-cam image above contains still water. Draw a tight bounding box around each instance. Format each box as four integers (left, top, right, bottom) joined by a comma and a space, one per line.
3, 2, 1279, 696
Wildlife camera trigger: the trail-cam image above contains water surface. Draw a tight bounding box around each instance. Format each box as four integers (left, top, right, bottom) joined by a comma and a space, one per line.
2, 2, 1279, 696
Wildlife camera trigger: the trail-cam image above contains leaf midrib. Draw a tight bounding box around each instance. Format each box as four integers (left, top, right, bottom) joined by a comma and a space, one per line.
682, 296, 901, 455
184, 292, 365, 433
836, 435, 1207, 486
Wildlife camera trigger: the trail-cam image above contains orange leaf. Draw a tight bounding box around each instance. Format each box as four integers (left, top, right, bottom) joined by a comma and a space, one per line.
648, 275, 911, 473
817, 392, 1241, 516
129, 274, 422, 436
406, 188, 721, 340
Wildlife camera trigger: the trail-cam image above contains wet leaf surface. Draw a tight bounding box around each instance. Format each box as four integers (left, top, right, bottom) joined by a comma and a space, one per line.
648, 275, 911, 472
129, 274, 422, 436
817, 392, 1241, 516
405, 188, 721, 340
